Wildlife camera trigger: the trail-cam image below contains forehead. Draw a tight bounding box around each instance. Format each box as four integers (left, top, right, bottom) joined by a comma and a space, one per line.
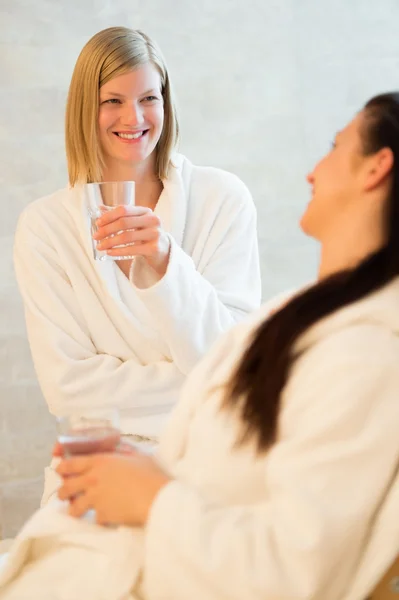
337, 113, 363, 141
100, 63, 162, 94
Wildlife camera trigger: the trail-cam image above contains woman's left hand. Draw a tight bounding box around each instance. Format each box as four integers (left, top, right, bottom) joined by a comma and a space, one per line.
56, 451, 171, 526
93, 205, 171, 277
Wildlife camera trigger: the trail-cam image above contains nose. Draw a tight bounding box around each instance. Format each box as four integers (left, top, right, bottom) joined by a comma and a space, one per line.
306, 171, 315, 185
120, 102, 144, 126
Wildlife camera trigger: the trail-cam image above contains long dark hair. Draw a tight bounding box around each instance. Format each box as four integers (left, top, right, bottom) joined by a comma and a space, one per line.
226, 93, 399, 453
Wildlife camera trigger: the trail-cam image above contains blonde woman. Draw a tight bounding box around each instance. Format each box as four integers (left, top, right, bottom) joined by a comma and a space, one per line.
14, 27, 261, 503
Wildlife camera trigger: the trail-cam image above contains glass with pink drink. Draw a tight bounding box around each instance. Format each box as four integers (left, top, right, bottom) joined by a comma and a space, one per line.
56, 410, 121, 457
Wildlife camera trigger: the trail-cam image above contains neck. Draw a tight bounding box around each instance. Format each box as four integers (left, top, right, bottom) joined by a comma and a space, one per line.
102, 153, 158, 185
317, 189, 389, 280
318, 223, 386, 280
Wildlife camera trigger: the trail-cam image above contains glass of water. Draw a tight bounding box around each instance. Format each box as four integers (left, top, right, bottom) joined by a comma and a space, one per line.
56, 409, 121, 457
84, 181, 135, 261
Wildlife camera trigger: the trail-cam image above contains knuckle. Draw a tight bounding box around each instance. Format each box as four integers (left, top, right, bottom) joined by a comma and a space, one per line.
100, 224, 112, 236
121, 217, 131, 229
58, 486, 67, 499
119, 231, 130, 244
86, 487, 97, 502
109, 207, 121, 220
96, 510, 106, 525
87, 473, 97, 486
70, 496, 83, 514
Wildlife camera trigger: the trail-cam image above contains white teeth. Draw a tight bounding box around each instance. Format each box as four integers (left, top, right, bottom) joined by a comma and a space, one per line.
117, 131, 144, 139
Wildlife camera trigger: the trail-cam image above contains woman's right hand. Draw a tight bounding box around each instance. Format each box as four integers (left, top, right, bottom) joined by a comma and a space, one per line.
93, 205, 171, 278
56, 452, 170, 526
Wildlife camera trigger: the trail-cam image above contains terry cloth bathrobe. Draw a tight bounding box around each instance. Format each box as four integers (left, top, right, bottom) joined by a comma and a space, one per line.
13, 153, 261, 502
1, 283, 399, 600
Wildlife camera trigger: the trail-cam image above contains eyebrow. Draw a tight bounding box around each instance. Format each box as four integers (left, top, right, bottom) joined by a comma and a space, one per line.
100, 88, 160, 98
141, 88, 160, 96
101, 91, 124, 98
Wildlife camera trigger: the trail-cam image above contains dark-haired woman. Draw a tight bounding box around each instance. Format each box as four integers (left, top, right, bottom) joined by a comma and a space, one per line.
57, 93, 399, 599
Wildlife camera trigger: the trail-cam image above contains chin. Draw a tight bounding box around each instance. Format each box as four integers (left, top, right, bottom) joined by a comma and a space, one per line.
299, 211, 310, 234
300, 199, 321, 237
299, 213, 317, 239
124, 145, 157, 164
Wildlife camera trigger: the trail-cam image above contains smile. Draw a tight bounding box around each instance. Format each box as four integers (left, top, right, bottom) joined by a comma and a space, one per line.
114, 131, 148, 140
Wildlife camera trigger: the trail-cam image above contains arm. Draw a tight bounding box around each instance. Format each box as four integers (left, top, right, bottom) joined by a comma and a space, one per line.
13, 215, 184, 419
131, 186, 261, 374
142, 330, 399, 600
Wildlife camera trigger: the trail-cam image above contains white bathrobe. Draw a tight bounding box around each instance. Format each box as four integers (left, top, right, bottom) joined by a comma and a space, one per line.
14, 154, 260, 429
2, 282, 399, 599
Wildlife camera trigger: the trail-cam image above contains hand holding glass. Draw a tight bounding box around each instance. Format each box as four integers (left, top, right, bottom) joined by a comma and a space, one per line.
84, 181, 135, 261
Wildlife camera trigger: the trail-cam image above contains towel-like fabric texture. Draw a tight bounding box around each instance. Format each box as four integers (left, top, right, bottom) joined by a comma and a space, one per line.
0, 499, 143, 600
14, 153, 261, 503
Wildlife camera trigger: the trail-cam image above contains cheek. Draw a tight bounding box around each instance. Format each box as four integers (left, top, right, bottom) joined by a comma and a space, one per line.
98, 108, 115, 135
148, 105, 164, 132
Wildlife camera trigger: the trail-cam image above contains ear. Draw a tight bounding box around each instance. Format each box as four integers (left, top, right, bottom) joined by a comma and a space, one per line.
363, 147, 394, 192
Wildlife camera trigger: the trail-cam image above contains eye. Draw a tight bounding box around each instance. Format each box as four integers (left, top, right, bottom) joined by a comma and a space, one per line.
142, 95, 159, 102
101, 98, 121, 105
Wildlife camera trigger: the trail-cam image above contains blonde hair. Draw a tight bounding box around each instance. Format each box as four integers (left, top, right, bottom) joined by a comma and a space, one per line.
65, 27, 179, 186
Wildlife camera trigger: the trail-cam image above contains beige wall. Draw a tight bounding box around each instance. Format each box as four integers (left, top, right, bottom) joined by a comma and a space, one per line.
1, 0, 399, 536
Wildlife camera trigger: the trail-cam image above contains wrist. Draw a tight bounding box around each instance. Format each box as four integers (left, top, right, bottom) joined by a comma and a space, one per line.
145, 236, 171, 277
141, 474, 171, 525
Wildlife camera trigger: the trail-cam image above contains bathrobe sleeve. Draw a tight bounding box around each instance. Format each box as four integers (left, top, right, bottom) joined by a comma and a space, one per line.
13, 216, 185, 418
131, 175, 261, 374
142, 327, 399, 600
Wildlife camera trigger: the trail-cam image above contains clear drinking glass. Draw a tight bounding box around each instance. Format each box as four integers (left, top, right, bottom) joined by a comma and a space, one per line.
56, 410, 121, 457
84, 181, 135, 261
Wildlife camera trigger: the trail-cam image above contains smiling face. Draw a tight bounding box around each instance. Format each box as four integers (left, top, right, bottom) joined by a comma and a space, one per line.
98, 63, 164, 178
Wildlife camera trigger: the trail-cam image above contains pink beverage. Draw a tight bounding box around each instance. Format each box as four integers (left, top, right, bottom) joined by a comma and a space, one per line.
58, 426, 121, 456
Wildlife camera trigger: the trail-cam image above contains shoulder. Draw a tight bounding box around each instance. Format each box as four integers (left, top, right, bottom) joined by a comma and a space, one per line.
15, 187, 75, 239
278, 321, 399, 451
18, 187, 72, 222
292, 322, 399, 391
177, 154, 255, 214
